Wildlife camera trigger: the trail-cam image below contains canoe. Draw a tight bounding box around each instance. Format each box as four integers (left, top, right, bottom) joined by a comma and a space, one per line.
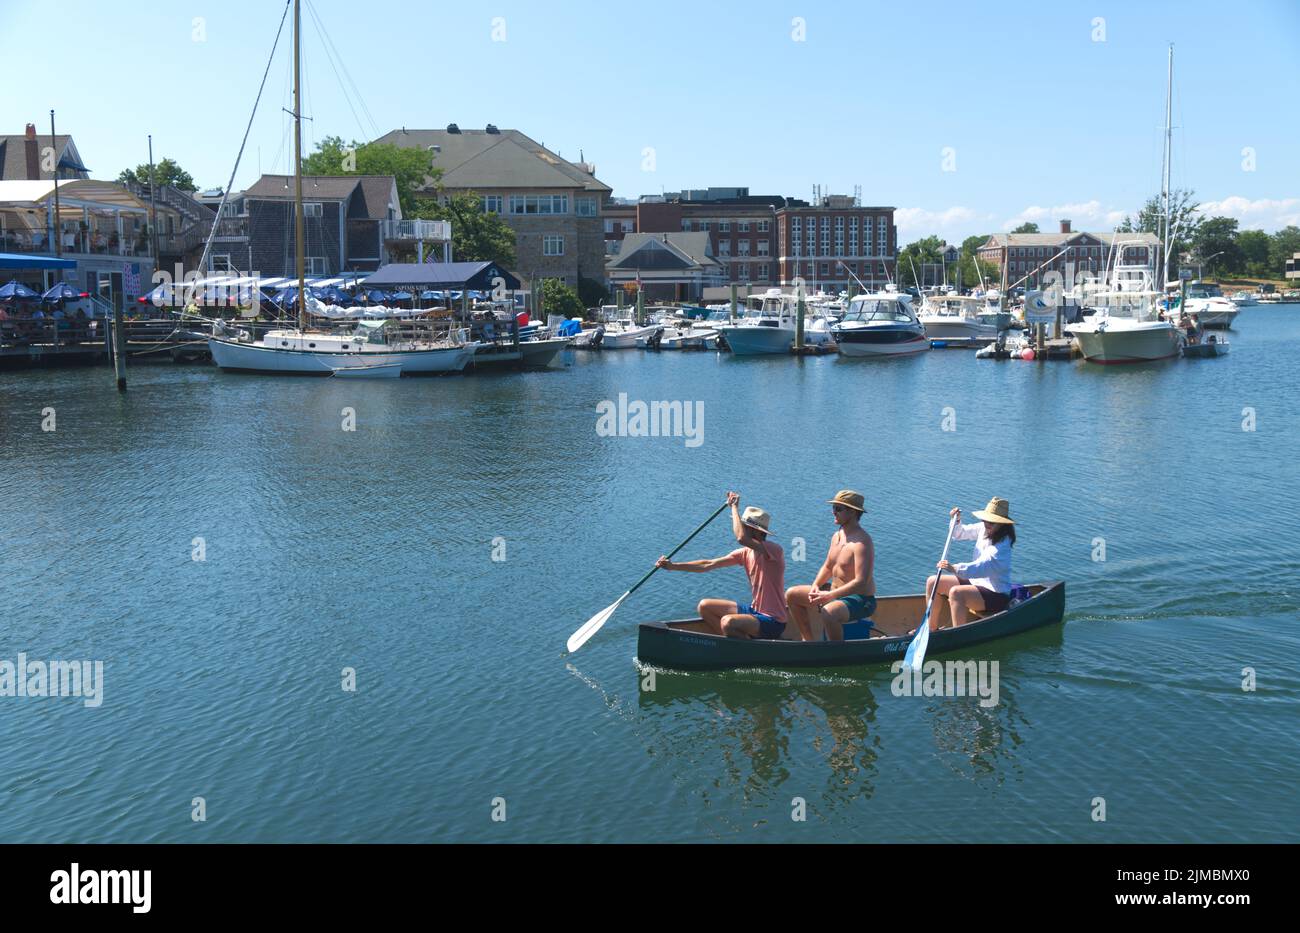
636, 581, 1065, 671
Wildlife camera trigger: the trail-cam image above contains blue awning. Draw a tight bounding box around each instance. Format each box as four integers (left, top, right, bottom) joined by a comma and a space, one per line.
0, 252, 77, 270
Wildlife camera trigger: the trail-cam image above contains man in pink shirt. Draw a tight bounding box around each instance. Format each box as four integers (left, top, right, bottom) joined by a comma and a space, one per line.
655, 491, 787, 639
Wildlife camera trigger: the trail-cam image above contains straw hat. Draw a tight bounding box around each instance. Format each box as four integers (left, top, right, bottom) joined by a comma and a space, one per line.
826, 490, 866, 513
740, 506, 774, 536
972, 497, 1015, 524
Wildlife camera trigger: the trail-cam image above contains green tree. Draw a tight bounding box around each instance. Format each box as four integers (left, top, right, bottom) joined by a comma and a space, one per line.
896, 235, 945, 287
577, 276, 609, 309
413, 192, 517, 267
1011, 222, 1040, 234
301, 135, 440, 215
540, 279, 583, 319
1237, 229, 1270, 275
1268, 226, 1300, 276
1191, 216, 1243, 276
117, 157, 197, 191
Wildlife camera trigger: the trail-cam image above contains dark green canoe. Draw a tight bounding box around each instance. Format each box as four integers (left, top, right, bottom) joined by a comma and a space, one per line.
636, 581, 1066, 671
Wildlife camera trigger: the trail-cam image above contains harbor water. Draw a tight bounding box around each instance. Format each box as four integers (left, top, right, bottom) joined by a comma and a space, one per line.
1, 309, 1297, 843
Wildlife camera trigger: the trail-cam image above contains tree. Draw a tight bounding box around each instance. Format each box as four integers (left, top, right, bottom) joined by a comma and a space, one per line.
1237, 229, 1270, 275
1268, 226, 1300, 277
540, 279, 583, 319
895, 235, 945, 287
1191, 216, 1243, 276
301, 135, 440, 215
577, 276, 609, 309
1011, 222, 1040, 234
117, 157, 197, 191
414, 192, 517, 267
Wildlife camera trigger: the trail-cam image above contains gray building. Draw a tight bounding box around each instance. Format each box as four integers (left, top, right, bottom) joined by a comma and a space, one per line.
373, 125, 611, 289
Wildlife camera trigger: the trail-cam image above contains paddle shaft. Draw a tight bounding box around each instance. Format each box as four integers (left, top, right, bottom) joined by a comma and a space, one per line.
625, 501, 730, 599
920, 517, 959, 628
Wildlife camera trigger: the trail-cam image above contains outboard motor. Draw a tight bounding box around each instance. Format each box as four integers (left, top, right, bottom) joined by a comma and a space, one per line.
647, 326, 664, 350
590, 324, 605, 349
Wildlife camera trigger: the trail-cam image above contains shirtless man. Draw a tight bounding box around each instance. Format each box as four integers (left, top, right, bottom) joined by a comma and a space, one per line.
785, 490, 876, 642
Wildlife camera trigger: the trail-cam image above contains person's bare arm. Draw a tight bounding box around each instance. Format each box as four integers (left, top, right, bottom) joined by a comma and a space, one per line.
656, 554, 740, 573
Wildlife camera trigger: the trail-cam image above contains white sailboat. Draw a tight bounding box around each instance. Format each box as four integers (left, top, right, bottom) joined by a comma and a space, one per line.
206, 0, 475, 376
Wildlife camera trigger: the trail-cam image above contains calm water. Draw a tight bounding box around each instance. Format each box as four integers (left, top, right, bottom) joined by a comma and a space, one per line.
1, 309, 1297, 843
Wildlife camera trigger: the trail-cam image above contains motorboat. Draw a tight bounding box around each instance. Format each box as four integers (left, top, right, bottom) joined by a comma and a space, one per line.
831, 288, 929, 358
714, 289, 835, 355
918, 293, 1005, 343
1065, 259, 1182, 364
1179, 281, 1239, 328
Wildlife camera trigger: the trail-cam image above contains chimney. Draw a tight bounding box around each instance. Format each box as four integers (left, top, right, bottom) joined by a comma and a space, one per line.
1060, 219, 1072, 234
25, 123, 40, 180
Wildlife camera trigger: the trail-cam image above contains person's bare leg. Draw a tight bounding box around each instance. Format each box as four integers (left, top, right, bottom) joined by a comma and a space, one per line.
923, 575, 961, 630
947, 585, 986, 627
785, 586, 814, 640
821, 601, 851, 642
720, 613, 760, 639
698, 599, 737, 636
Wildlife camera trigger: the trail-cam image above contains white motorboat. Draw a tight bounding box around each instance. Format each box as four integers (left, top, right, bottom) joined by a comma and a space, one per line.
1229, 291, 1257, 307
1179, 281, 1240, 329
715, 290, 835, 355
1066, 261, 1182, 364
918, 294, 1004, 343
831, 288, 929, 358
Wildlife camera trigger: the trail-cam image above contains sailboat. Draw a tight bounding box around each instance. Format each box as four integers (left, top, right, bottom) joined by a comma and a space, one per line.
207, 0, 476, 375
1066, 45, 1183, 365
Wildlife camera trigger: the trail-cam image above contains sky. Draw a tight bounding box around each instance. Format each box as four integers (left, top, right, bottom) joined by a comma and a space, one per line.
4, 0, 1298, 245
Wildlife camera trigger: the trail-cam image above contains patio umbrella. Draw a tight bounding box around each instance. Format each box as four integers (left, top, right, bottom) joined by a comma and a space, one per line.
42, 282, 88, 302
0, 280, 40, 301
364, 289, 391, 304
390, 291, 413, 302
317, 285, 352, 305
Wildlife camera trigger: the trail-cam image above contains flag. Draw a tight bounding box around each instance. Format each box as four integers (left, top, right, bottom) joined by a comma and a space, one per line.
122, 263, 140, 298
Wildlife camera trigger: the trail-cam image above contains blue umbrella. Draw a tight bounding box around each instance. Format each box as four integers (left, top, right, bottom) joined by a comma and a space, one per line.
420, 290, 444, 301
42, 282, 87, 302
0, 280, 40, 301
364, 289, 391, 303
274, 285, 323, 306
317, 285, 352, 305
390, 291, 413, 301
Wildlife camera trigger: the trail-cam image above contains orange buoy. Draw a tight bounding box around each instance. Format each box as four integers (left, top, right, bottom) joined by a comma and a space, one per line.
1020, 347, 1035, 361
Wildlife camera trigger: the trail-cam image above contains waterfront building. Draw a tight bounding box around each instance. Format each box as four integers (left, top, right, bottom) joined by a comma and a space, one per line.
0, 124, 90, 181
218, 174, 450, 280
605, 232, 725, 301
373, 125, 610, 290
977, 220, 1161, 286
1286, 252, 1299, 281
776, 195, 897, 292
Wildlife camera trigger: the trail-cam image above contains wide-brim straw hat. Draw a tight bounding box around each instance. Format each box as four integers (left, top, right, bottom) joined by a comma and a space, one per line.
972, 497, 1015, 524
826, 489, 866, 513
740, 506, 774, 536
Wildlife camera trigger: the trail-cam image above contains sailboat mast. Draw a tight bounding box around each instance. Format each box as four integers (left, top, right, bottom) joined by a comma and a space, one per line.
293, 0, 306, 329
1160, 43, 1174, 286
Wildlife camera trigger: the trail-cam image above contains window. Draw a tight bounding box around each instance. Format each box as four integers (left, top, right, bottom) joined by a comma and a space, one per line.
304, 202, 323, 218
701, 221, 710, 231
604, 219, 615, 234
543, 235, 565, 256
621, 221, 633, 233
757, 263, 769, 280
739, 221, 750, 233
757, 240, 769, 256
482, 195, 504, 214
719, 240, 731, 256
757, 220, 769, 232
508, 195, 569, 215
820, 262, 830, 276
576, 198, 597, 217
307, 256, 327, 274
210, 254, 232, 272
681, 220, 691, 231
719, 221, 730, 232
738, 240, 750, 256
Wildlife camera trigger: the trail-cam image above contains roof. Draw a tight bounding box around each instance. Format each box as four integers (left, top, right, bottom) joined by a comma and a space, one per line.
0, 134, 86, 181
362, 261, 521, 290
0, 252, 78, 270
0, 179, 148, 212
373, 128, 611, 193
607, 233, 719, 271
983, 231, 1162, 249
243, 175, 400, 220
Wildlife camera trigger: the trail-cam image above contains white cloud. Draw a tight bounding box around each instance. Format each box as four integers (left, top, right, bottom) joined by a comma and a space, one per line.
1196, 196, 1300, 232
1001, 200, 1124, 232
895, 206, 991, 244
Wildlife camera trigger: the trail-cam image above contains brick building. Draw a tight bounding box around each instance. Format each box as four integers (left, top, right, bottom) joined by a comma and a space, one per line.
374, 125, 610, 290
977, 220, 1162, 286
776, 195, 897, 292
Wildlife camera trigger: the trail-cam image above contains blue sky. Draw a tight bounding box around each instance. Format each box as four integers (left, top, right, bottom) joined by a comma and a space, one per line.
4, 0, 1297, 244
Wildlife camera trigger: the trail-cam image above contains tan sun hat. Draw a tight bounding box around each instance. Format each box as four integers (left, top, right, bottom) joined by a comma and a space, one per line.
827, 489, 866, 513
972, 497, 1015, 524
740, 506, 774, 536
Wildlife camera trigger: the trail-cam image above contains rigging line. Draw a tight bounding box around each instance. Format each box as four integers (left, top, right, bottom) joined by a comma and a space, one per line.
306, 0, 381, 139
304, 0, 369, 144
198, 0, 292, 284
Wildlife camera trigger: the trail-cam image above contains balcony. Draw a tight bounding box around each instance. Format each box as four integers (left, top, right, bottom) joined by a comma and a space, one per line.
380, 219, 450, 242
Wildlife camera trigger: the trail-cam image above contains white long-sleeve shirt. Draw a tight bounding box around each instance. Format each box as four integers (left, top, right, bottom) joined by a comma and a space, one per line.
950, 521, 1013, 594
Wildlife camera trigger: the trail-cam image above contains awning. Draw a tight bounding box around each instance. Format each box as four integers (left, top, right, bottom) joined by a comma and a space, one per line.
362, 261, 520, 291
0, 251, 77, 270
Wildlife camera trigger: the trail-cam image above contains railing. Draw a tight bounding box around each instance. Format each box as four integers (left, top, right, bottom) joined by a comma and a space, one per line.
0, 232, 152, 258
379, 219, 451, 241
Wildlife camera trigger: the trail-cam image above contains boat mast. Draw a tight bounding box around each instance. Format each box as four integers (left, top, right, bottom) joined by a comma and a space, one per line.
1160, 43, 1173, 287
293, 0, 306, 330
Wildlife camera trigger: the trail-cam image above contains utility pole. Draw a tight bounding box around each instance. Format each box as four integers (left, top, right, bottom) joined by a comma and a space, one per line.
50, 110, 62, 257
147, 135, 160, 265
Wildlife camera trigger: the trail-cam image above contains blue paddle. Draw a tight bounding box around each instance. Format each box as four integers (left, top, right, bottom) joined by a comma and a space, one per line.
903, 515, 959, 670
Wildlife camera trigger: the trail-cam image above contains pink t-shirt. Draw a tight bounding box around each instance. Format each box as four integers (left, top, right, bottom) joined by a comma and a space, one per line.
727, 543, 787, 621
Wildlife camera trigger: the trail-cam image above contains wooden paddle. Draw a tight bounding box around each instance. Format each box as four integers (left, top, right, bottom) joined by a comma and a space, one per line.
566, 501, 730, 653
903, 514, 959, 671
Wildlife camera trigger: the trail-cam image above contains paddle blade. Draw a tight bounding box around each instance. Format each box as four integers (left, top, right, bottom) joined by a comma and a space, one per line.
566, 592, 629, 653
903, 618, 930, 671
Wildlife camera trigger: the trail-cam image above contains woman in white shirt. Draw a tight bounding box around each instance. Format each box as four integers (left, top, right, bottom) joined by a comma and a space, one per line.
923, 497, 1016, 629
